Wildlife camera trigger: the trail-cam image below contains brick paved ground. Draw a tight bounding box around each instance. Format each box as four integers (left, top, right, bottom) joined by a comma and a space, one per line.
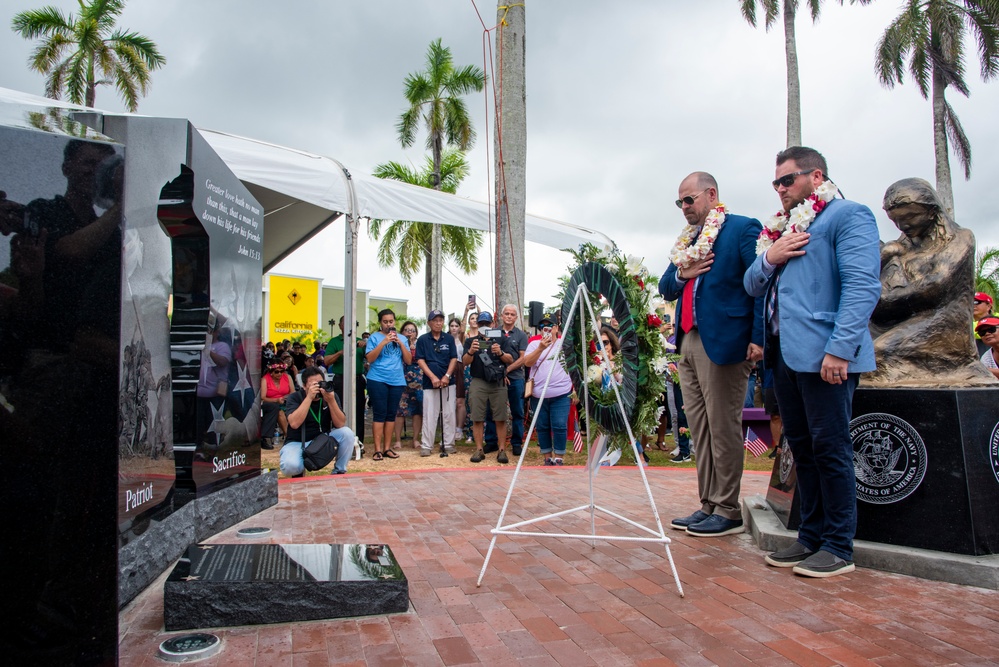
119, 467, 999, 666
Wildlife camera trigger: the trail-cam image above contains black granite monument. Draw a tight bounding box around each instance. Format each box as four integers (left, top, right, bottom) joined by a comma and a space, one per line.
766, 387, 999, 555
1, 99, 274, 665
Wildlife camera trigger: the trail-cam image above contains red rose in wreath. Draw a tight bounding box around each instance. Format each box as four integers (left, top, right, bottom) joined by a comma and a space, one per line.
647, 313, 662, 327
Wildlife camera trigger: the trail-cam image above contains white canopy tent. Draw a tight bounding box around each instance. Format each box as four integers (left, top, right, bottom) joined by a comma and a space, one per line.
0, 86, 614, 434
197, 128, 613, 270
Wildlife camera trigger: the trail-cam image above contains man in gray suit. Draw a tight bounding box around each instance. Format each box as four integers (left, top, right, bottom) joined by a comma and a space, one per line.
744, 147, 881, 578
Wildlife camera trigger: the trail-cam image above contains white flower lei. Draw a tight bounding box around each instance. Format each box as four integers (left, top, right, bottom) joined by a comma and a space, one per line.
756, 181, 839, 255
668, 203, 726, 268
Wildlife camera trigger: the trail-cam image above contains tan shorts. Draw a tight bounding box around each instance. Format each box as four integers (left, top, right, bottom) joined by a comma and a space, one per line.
469, 377, 508, 422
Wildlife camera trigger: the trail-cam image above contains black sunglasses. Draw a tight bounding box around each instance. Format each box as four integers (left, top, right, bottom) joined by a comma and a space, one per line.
771, 169, 817, 190
674, 189, 708, 209
979, 326, 997, 335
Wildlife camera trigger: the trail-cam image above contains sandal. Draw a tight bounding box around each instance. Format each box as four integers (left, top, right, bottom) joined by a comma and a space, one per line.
372, 452, 383, 461
652, 441, 668, 451
383, 449, 399, 459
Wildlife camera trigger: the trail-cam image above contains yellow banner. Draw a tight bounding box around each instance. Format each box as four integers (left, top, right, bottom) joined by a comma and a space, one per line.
268, 275, 320, 342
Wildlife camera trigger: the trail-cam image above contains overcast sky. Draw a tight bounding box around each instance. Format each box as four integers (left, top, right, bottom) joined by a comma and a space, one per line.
3, 0, 997, 319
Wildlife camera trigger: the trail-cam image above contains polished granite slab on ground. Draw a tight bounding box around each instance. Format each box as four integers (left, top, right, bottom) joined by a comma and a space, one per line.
121, 467, 999, 666
164, 543, 407, 630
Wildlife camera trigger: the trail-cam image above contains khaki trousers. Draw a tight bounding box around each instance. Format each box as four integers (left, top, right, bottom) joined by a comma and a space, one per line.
678, 329, 752, 520
421, 384, 456, 450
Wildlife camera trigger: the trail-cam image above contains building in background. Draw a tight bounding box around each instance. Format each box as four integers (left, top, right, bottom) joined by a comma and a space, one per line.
263, 272, 407, 343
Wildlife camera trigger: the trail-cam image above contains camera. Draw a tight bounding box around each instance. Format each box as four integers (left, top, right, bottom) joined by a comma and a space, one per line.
477, 328, 503, 344
320, 380, 337, 393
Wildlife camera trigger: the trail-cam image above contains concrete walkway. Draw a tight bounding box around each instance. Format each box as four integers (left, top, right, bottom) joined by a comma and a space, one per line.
119, 467, 999, 666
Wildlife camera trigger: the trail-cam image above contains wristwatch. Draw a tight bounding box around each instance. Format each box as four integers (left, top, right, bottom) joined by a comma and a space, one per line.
444, 373, 451, 379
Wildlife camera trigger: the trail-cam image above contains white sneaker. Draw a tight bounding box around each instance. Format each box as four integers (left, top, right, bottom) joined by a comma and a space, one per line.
670, 446, 679, 457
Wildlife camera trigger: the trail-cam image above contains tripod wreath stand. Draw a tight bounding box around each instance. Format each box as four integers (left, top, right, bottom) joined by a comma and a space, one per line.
475, 262, 683, 596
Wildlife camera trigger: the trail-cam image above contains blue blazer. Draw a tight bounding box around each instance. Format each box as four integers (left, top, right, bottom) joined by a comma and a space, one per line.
743, 198, 882, 373
659, 213, 765, 366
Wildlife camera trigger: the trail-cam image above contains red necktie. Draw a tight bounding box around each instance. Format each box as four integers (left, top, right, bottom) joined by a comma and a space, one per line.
680, 278, 694, 333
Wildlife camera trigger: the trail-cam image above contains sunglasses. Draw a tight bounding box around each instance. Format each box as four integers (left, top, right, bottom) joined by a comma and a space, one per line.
772, 169, 818, 190
600, 338, 611, 346
979, 326, 998, 335
975, 300, 990, 305
674, 189, 708, 209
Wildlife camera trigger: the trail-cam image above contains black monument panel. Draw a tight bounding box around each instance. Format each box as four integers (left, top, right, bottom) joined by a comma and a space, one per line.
765, 435, 800, 531
767, 387, 998, 556
165, 543, 409, 630
0, 121, 122, 665
851, 388, 999, 555
156, 131, 263, 498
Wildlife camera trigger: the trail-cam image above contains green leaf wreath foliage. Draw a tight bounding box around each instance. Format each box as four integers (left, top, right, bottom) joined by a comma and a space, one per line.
559, 244, 671, 454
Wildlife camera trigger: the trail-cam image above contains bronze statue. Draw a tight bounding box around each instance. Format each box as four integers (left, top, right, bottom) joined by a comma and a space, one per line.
866, 178, 997, 387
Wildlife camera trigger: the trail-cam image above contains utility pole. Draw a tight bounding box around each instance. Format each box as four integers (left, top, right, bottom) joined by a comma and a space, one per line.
494, 1, 526, 321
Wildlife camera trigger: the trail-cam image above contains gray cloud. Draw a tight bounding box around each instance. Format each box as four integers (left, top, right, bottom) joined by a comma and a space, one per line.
2, 0, 996, 317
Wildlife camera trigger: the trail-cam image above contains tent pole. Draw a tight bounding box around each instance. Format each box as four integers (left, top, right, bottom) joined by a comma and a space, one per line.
337, 163, 361, 440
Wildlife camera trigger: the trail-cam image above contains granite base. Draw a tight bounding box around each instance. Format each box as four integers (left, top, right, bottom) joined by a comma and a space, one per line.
119, 470, 278, 607
164, 543, 409, 630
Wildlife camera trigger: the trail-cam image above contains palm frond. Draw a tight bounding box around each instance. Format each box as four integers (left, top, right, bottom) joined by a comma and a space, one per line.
12, 0, 163, 111
944, 99, 972, 179
11, 6, 74, 39
976, 245, 999, 298
739, 0, 781, 30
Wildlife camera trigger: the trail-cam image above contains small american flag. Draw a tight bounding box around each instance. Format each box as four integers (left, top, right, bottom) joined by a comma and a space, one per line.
744, 427, 769, 458
573, 417, 584, 453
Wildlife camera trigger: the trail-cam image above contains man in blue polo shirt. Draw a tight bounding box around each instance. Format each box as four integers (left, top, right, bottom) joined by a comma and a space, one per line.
415, 310, 458, 456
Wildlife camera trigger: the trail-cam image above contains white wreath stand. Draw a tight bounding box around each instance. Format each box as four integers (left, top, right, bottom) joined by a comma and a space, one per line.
475, 283, 684, 596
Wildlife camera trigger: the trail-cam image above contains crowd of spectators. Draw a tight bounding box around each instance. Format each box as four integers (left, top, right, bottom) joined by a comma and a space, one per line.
257, 297, 617, 472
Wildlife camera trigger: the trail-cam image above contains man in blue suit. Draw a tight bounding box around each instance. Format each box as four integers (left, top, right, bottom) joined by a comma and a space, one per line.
659, 172, 764, 537
744, 147, 881, 578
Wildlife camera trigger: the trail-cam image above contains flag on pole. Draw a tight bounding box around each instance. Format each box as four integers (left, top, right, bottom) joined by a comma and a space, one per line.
744, 427, 768, 458
573, 416, 584, 453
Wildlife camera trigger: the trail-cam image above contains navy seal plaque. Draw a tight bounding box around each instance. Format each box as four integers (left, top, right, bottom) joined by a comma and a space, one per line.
164, 543, 409, 630
766, 387, 998, 555
851, 388, 998, 555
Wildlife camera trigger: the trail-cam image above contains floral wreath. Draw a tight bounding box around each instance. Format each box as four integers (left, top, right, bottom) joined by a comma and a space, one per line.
669, 203, 726, 267
756, 181, 839, 255
559, 244, 671, 454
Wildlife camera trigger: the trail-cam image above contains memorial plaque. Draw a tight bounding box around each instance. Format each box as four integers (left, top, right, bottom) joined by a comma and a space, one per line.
164, 543, 409, 630
767, 387, 999, 555
851, 387, 999, 555
765, 435, 800, 530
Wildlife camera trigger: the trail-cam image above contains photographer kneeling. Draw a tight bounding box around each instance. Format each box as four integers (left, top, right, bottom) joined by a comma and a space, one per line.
279, 366, 355, 477
463, 311, 514, 463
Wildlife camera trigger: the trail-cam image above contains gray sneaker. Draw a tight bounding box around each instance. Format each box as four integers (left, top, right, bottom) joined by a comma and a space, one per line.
792, 550, 855, 578
444, 446, 456, 455
765, 542, 814, 568
470, 450, 485, 463
496, 450, 509, 464
420, 448, 433, 457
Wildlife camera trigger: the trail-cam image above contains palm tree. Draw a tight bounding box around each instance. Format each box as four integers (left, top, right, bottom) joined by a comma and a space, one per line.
11, 0, 166, 111
739, 0, 871, 147
874, 1, 999, 214
397, 38, 485, 311
977, 245, 999, 302
370, 149, 483, 314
